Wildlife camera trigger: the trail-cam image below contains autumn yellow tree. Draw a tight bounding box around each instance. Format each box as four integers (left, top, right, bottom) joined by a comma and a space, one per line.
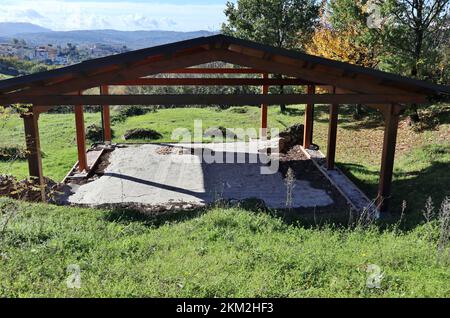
307, 26, 378, 68
307, 26, 379, 118
306, 0, 382, 118
307, 1, 380, 66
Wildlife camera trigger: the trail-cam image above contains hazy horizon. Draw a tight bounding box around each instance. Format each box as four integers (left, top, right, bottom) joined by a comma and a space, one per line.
0, 0, 231, 32
0, 21, 219, 33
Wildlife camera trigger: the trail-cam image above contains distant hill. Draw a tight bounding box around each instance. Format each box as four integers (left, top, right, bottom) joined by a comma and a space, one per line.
0, 22, 52, 37
0, 23, 216, 49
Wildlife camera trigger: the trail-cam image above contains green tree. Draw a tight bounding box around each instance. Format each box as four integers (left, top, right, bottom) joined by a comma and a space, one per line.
222, 0, 320, 112
312, 0, 383, 118
327, 0, 385, 60
380, 0, 450, 122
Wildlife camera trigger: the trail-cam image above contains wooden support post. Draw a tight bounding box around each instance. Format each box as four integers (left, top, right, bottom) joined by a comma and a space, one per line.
22, 108, 45, 201
75, 91, 88, 172
260, 73, 269, 137
303, 85, 315, 148
377, 104, 401, 213
326, 87, 339, 170
100, 85, 111, 144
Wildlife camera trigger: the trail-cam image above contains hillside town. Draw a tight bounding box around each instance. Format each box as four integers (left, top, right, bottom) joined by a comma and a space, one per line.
0, 40, 129, 65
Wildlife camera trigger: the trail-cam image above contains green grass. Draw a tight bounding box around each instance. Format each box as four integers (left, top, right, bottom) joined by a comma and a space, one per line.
0, 198, 449, 297
0, 105, 449, 297
1, 104, 449, 222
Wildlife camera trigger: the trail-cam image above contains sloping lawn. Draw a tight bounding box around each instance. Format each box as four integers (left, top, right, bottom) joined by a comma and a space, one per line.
0, 198, 449, 297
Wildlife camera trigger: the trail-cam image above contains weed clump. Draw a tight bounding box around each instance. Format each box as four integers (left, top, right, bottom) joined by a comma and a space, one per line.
0, 174, 59, 202
228, 107, 248, 114
0, 145, 28, 161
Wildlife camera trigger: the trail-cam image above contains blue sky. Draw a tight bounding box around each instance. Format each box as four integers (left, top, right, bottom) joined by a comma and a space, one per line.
0, 0, 232, 31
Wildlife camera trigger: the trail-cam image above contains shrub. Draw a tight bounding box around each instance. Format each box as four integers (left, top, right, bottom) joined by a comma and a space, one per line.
112, 106, 155, 123
228, 107, 248, 114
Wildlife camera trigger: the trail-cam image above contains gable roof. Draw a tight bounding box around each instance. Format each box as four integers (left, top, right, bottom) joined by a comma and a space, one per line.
0, 34, 449, 101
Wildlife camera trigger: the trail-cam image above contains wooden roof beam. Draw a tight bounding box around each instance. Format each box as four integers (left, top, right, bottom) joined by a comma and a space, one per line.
1, 93, 428, 106
163, 68, 265, 74
4, 48, 220, 97
215, 49, 426, 98
113, 78, 320, 86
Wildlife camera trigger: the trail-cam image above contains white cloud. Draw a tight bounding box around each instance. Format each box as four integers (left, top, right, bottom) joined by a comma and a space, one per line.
2, 8, 51, 25
0, 1, 225, 31
118, 14, 177, 30
21, 9, 45, 20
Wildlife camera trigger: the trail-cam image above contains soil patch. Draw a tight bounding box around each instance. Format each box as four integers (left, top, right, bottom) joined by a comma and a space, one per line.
0, 174, 64, 203
279, 145, 350, 216
123, 128, 162, 140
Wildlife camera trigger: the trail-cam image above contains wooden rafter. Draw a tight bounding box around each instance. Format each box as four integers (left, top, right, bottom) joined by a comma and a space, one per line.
113, 78, 319, 86
1, 35, 448, 99
214, 49, 428, 97
3, 48, 220, 97
4, 93, 428, 107
163, 68, 264, 74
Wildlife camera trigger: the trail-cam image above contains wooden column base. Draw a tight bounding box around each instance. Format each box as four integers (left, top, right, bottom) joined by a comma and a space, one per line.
377, 104, 401, 212
260, 73, 269, 138
326, 103, 339, 170
75, 100, 88, 172
100, 85, 112, 143
22, 108, 45, 201
303, 85, 315, 148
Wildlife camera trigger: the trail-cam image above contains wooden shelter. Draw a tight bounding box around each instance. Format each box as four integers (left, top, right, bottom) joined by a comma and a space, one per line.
0, 34, 449, 212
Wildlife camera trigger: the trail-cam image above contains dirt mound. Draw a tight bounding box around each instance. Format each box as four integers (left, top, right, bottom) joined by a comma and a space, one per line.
0, 174, 61, 202
278, 124, 304, 153
123, 128, 162, 140
86, 124, 115, 142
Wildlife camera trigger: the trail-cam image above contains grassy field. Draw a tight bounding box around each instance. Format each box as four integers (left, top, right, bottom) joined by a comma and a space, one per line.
0, 197, 449, 297
0, 104, 449, 297
1, 104, 449, 222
